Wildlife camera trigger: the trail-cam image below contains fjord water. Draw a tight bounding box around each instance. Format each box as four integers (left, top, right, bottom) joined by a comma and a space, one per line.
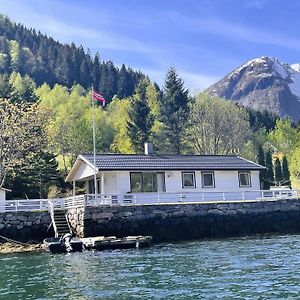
1, 235, 300, 299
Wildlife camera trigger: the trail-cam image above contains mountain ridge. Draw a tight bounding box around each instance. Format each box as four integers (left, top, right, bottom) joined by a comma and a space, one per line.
206, 56, 300, 122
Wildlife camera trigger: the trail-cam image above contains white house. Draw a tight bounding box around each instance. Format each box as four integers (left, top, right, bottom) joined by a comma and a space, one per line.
66, 144, 266, 204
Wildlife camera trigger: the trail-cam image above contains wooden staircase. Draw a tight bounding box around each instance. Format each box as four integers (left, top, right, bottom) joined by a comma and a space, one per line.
52, 209, 71, 237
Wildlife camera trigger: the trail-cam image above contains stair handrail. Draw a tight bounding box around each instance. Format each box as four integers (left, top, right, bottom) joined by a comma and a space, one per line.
48, 200, 58, 238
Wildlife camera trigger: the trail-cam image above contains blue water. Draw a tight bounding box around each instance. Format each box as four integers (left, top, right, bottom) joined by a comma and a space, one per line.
1, 235, 300, 299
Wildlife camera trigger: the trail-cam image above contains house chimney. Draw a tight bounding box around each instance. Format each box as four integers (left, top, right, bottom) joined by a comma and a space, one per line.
144, 142, 154, 155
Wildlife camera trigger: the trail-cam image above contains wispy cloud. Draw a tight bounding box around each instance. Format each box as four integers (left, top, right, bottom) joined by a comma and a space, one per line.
1, 0, 157, 54
161, 10, 300, 51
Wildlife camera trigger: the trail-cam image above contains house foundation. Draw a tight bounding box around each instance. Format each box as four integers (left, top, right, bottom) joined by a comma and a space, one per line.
66, 198, 300, 242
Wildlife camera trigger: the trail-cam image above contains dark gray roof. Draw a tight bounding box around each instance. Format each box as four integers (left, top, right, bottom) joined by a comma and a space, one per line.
80, 154, 265, 171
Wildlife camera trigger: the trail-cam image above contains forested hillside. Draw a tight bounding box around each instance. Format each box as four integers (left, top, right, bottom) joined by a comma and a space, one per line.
0, 14, 145, 100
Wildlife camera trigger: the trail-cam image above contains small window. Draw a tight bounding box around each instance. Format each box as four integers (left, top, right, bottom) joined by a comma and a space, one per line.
202, 172, 215, 188
239, 172, 251, 187
182, 172, 196, 188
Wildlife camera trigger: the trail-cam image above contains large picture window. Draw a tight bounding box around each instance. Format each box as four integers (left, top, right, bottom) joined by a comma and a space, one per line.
130, 172, 165, 193
201, 172, 215, 188
239, 172, 251, 187
182, 172, 196, 188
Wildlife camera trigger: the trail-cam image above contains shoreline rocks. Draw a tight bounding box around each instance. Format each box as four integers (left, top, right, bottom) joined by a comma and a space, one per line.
0, 242, 44, 254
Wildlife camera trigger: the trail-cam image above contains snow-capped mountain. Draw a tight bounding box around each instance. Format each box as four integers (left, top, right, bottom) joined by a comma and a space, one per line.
206, 56, 300, 122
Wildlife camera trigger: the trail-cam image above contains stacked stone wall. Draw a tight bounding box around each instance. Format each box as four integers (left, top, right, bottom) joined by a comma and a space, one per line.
66, 199, 300, 242
0, 212, 53, 242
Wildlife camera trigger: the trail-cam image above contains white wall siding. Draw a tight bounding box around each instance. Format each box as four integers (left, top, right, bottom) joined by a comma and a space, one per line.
98, 170, 261, 194
0, 189, 6, 201
73, 162, 95, 181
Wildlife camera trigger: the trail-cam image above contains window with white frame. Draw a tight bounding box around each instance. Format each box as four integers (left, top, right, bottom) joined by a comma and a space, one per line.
182, 172, 196, 188
239, 172, 251, 187
201, 172, 215, 188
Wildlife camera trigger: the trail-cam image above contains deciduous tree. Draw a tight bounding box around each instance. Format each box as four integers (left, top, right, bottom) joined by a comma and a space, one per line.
186, 94, 251, 155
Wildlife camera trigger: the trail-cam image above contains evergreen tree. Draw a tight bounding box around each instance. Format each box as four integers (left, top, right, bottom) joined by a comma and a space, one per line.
0, 14, 145, 99
282, 155, 291, 186
256, 145, 266, 189
126, 79, 154, 153
265, 149, 274, 188
93, 53, 101, 90
117, 64, 132, 98
159, 67, 189, 154
274, 158, 283, 186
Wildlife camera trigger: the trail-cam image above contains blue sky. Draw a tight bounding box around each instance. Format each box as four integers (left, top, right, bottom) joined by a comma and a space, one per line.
1, 0, 300, 91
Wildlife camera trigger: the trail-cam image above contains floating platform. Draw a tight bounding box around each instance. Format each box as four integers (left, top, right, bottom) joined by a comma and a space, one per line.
44, 236, 83, 254
81, 235, 152, 251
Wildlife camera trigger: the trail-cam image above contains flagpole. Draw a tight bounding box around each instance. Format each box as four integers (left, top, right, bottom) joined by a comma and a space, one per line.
91, 85, 98, 196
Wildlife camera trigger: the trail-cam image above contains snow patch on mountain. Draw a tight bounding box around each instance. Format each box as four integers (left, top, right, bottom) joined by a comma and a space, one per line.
291, 64, 300, 72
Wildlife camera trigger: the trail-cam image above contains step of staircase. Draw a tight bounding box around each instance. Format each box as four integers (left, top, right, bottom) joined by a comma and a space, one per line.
51, 209, 71, 237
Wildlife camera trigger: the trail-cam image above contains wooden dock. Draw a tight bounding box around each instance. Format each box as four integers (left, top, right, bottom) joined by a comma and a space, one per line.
81, 236, 152, 250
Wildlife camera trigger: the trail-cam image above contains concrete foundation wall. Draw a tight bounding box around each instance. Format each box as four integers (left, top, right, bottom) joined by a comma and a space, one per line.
66, 199, 300, 242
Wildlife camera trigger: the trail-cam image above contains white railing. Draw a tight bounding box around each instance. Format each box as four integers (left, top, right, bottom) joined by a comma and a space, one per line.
0, 189, 298, 212
83, 189, 298, 206
0, 198, 49, 212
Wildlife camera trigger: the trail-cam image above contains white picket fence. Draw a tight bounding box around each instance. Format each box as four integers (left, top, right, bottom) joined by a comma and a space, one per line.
0, 189, 297, 212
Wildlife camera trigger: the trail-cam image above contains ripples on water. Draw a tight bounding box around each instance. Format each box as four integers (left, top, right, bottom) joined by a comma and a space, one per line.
1, 235, 300, 299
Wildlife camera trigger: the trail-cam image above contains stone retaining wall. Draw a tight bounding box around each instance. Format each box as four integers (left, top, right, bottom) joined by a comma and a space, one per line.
66, 199, 300, 242
0, 212, 53, 242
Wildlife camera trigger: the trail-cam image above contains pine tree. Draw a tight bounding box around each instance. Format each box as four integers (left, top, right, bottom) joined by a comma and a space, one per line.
256, 145, 266, 189
93, 53, 101, 90
282, 155, 291, 186
274, 158, 283, 186
126, 79, 154, 153
159, 67, 189, 154
265, 149, 274, 188
117, 64, 131, 98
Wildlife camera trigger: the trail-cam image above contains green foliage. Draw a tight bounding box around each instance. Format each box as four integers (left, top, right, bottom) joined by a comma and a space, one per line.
282, 155, 291, 186
126, 79, 154, 153
186, 94, 251, 155
159, 67, 189, 154
290, 147, 300, 179
256, 145, 267, 189
274, 158, 283, 185
0, 99, 48, 187
7, 151, 60, 199
268, 119, 300, 157
246, 108, 278, 132
109, 97, 134, 153
38, 84, 114, 174
265, 149, 274, 188
0, 14, 145, 99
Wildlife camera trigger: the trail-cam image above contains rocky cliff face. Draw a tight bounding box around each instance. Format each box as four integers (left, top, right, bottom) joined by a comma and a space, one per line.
206, 56, 300, 122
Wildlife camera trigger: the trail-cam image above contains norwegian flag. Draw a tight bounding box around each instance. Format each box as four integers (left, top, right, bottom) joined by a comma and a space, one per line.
92, 90, 106, 106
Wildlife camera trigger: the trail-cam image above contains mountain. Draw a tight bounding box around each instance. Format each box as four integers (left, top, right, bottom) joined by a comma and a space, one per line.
206, 56, 300, 122
0, 15, 145, 100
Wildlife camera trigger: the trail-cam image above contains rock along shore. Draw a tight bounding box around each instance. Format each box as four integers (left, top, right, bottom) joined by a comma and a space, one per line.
0, 242, 44, 254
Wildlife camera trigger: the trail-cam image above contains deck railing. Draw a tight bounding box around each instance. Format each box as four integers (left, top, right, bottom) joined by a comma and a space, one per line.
82, 189, 298, 207
0, 189, 298, 212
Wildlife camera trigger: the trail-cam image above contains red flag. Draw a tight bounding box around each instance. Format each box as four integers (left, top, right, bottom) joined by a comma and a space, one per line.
92, 90, 106, 106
